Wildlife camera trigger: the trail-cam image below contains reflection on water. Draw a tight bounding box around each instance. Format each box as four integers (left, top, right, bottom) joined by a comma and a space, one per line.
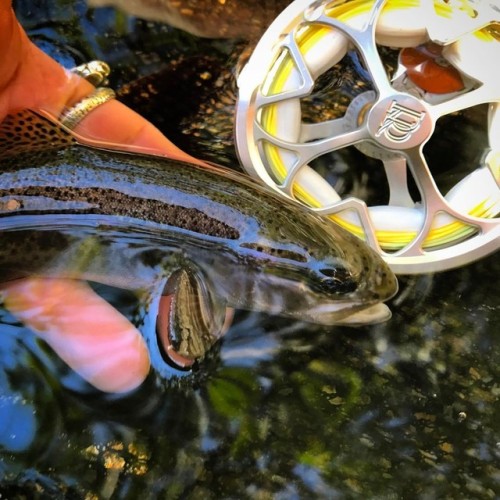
0, 0, 498, 497
0, 252, 498, 498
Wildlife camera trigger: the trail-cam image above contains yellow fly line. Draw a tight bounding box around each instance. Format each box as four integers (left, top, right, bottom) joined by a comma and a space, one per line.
332, 199, 496, 250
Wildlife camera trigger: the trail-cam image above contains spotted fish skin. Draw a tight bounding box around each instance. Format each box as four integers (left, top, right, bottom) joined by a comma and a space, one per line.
0, 134, 397, 325
0, 111, 76, 160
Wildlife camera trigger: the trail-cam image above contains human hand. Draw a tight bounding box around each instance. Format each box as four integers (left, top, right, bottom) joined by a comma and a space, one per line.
0, 0, 213, 393
0, 0, 207, 163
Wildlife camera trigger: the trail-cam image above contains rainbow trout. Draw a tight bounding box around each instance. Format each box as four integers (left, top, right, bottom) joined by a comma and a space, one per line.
0, 113, 397, 361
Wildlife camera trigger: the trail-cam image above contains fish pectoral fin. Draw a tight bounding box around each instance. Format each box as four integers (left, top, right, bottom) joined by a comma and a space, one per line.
337, 303, 392, 326
156, 267, 228, 368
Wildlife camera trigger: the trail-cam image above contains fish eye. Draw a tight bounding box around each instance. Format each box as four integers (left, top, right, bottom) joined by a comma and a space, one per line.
240, 242, 308, 263
315, 267, 358, 294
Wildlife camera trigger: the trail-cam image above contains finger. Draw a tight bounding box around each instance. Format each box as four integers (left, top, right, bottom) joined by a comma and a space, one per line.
0, 2, 90, 123
1, 278, 151, 393
0, 2, 205, 164
70, 97, 206, 164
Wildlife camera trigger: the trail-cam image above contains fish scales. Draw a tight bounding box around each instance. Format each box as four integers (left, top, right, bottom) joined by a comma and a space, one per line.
0, 113, 397, 326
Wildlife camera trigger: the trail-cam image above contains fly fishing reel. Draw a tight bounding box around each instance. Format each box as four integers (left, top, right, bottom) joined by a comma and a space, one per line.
235, 0, 500, 274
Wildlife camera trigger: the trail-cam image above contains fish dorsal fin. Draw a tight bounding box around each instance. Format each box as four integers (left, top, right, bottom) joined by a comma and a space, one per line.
156, 267, 228, 368
0, 110, 76, 160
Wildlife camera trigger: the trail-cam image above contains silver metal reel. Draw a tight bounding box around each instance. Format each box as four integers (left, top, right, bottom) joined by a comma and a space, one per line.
235, 0, 500, 274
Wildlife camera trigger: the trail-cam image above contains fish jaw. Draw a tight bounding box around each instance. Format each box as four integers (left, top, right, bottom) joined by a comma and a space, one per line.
301, 301, 392, 326
337, 303, 392, 326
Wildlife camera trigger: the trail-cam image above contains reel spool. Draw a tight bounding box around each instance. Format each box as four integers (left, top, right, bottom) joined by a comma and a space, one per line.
235, 0, 500, 274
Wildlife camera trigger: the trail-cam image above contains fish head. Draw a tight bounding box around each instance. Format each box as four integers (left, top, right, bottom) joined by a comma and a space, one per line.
217, 201, 398, 326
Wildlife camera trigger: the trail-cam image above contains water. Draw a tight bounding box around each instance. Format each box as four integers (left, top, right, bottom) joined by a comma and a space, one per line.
1, 1, 499, 498
0, 254, 498, 497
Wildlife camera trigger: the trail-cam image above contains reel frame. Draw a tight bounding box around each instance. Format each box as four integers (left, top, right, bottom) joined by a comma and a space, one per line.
235, 0, 500, 274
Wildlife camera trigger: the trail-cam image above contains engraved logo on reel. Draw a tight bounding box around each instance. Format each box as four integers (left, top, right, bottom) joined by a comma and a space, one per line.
375, 101, 426, 143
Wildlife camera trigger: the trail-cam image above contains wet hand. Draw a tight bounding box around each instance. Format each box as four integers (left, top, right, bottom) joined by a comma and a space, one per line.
0, 0, 207, 163
0, 0, 215, 392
